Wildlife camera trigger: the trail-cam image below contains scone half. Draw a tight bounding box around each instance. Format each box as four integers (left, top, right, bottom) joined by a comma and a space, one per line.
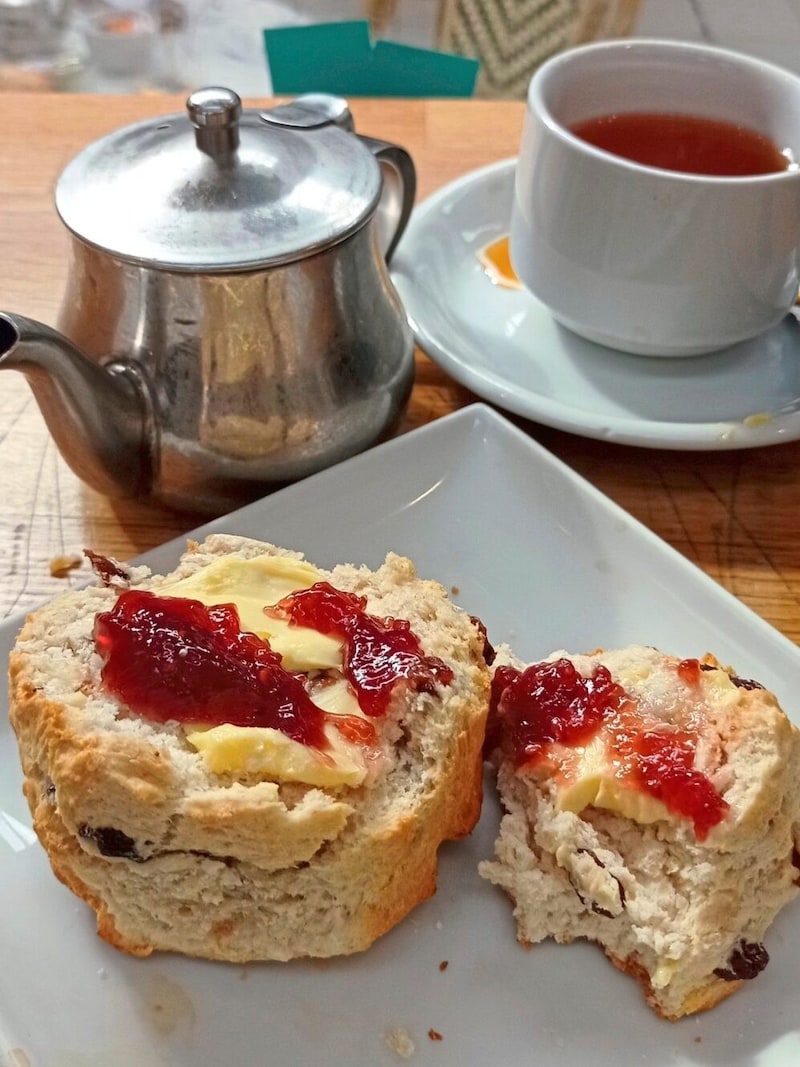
9, 535, 490, 962
480, 644, 800, 1020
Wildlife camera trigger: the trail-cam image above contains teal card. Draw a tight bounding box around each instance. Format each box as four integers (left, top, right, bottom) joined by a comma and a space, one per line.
264, 20, 478, 98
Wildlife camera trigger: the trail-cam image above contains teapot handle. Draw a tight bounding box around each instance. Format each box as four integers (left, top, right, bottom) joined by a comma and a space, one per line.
358, 136, 416, 265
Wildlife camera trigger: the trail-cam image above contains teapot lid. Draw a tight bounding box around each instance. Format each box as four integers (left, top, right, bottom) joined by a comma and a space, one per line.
54, 88, 383, 272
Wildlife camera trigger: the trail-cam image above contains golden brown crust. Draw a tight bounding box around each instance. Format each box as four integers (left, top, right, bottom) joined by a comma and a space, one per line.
25, 725, 483, 962
604, 952, 742, 1021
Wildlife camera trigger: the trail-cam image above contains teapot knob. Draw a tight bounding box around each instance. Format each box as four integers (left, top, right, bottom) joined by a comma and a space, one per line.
187, 86, 241, 157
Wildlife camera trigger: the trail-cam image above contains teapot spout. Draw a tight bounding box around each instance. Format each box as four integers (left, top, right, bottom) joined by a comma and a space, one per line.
0, 312, 153, 499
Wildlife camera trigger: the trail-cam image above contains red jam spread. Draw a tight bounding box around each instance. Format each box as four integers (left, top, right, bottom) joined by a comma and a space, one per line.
94, 591, 328, 747
632, 730, 727, 841
271, 582, 454, 717
94, 582, 453, 749
490, 659, 627, 763
677, 657, 704, 685
491, 657, 728, 840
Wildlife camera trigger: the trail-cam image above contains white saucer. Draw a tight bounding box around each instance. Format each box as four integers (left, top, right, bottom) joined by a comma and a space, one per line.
391, 158, 800, 450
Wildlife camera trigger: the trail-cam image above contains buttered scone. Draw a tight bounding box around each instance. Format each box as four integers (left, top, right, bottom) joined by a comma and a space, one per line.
480, 645, 800, 1020
9, 535, 490, 962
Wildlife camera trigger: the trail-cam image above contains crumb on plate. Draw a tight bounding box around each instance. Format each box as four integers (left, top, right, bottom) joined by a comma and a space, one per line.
385, 1024, 416, 1059
49, 553, 83, 578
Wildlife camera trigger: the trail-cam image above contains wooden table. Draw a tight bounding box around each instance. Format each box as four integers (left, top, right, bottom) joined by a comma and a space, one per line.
1, 94, 799, 646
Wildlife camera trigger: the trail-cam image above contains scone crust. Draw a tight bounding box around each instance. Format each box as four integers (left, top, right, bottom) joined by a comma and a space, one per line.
10, 535, 489, 961
481, 644, 800, 1020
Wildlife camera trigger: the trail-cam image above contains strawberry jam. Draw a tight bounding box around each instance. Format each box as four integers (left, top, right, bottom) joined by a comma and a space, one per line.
94, 590, 328, 747
677, 657, 703, 685
272, 582, 454, 716
632, 730, 728, 840
491, 658, 728, 840
95, 582, 454, 747
490, 659, 627, 765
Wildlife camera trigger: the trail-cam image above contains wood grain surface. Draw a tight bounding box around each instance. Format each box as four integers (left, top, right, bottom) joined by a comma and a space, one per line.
1, 94, 799, 645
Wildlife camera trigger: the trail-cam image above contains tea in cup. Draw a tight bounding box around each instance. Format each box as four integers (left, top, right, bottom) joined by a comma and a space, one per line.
510, 39, 800, 357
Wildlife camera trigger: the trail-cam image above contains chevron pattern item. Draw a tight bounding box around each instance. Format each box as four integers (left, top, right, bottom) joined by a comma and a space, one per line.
437, 0, 641, 98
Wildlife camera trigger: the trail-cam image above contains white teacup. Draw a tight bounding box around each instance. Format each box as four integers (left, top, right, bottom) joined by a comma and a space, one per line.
510, 39, 800, 357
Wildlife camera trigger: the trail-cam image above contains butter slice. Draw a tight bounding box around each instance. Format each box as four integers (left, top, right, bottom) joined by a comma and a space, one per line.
186, 681, 369, 787
159, 555, 343, 671
308, 676, 364, 719
556, 738, 671, 824
651, 960, 678, 990
186, 674, 370, 786
186, 722, 366, 787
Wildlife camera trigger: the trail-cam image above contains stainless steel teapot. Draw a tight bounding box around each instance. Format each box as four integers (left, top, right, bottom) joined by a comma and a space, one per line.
0, 88, 416, 513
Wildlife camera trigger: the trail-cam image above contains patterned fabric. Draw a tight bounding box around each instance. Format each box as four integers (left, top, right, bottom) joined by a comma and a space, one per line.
437, 0, 641, 98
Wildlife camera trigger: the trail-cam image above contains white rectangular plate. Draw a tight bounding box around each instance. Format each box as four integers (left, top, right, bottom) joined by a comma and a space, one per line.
2, 403, 799, 1067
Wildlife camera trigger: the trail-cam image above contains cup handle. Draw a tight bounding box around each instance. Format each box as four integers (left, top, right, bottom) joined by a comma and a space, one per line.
358, 136, 416, 264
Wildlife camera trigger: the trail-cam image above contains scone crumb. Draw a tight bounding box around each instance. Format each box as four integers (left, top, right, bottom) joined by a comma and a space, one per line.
385, 1025, 416, 1059
428, 1029, 443, 1041
49, 553, 82, 578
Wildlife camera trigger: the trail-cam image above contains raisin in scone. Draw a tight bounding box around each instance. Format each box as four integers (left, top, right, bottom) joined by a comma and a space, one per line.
480, 644, 800, 1020
9, 535, 490, 962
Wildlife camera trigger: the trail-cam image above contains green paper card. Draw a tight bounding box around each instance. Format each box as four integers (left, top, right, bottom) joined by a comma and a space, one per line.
264, 20, 478, 98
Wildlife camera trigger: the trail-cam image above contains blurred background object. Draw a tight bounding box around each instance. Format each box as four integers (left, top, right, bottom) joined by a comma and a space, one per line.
82, 5, 157, 90
176, 0, 305, 96
264, 17, 479, 97
71, 0, 185, 90
209, 0, 638, 98
3, 0, 800, 96
0, 0, 85, 90
437, 0, 640, 98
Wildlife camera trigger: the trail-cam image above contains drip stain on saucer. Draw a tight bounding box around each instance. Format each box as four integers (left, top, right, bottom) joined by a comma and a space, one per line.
478, 235, 522, 290
744, 412, 774, 428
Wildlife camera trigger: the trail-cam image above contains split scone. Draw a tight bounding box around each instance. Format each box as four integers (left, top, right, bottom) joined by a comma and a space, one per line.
480, 644, 800, 1020
9, 535, 490, 962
